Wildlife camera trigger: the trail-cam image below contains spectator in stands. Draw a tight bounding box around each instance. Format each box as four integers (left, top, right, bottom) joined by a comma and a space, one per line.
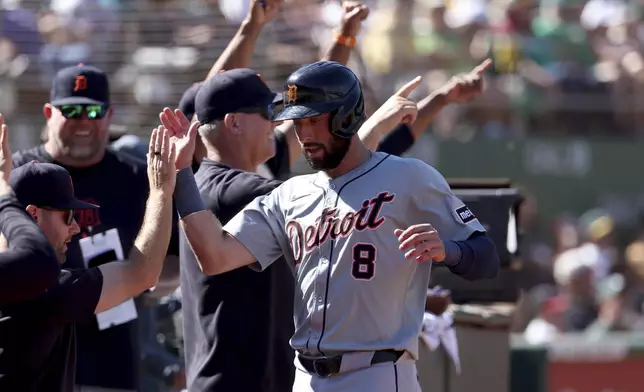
11, 64, 181, 392
553, 250, 599, 332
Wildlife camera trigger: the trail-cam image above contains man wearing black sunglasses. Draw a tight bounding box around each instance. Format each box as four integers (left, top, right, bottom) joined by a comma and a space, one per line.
12, 64, 182, 392
0, 126, 177, 392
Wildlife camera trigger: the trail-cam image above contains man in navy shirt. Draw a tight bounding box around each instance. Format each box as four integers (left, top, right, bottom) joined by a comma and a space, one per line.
173, 69, 295, 392
0, 127, 177, 392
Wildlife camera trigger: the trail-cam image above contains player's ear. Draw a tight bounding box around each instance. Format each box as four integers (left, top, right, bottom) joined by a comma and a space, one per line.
223, 113, 241, 135
25, 205, 40, 223
43, 103, 54, 119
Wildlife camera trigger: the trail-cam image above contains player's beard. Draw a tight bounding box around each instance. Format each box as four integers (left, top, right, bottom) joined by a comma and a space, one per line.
303, 134, 350, 170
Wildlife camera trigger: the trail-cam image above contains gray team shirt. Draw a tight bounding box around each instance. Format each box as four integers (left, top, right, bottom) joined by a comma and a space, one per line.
223, 151, 485, 359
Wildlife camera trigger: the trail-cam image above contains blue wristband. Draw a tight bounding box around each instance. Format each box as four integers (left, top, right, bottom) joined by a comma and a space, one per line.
173, 167, 206, 219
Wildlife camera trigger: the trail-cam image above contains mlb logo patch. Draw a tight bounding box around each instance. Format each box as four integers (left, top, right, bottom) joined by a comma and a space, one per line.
455, 205, 476, 224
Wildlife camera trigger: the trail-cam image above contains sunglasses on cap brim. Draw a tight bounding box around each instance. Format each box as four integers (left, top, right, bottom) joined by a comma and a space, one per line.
57, 104, 108, 120
42, 207, 75, 225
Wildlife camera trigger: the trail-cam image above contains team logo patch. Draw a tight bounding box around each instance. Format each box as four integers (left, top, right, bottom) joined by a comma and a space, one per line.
455, 205, 476, 224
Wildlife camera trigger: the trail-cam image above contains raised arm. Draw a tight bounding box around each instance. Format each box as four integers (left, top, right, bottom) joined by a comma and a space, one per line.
374, 59, 492, 155
358, 76, 422, 151
93, 127, 177, 313
206, 0, 283, 79
160, 108, 266, 275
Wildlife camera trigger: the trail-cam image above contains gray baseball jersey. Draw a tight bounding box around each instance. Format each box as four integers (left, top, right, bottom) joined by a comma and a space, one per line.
223, 151, 485, 359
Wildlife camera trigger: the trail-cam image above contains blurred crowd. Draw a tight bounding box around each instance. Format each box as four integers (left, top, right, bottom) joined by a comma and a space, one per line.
5, 0, 644, 145
514, 202, 644, 343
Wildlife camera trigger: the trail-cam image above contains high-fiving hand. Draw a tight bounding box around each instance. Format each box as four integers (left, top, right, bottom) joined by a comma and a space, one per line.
395, 224, 445, 263
147, 126, 177, 193
159, 107, 200, 170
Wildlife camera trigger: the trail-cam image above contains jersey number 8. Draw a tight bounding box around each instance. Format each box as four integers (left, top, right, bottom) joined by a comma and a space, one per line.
351, 243, 376, 281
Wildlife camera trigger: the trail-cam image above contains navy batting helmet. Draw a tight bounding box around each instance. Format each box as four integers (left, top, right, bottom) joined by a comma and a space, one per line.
272, 61, 366, 139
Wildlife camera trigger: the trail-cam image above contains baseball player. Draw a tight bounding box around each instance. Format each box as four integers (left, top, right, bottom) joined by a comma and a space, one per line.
167, 61, 500, 392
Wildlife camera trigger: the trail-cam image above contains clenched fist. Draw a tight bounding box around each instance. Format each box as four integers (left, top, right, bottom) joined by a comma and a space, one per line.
339, 1, 370, 38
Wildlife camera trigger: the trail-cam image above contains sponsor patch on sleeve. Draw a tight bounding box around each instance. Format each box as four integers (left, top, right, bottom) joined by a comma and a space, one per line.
455, 205, 476, 224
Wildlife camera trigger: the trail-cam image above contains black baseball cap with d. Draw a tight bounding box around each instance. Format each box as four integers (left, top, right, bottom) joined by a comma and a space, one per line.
50, 63, 110, 106
195, 68, 282, 124
10, 162, 99, 210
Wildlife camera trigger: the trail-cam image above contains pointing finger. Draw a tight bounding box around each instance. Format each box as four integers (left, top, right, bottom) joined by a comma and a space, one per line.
473, 59, 493, 75
395, 76, 422, 98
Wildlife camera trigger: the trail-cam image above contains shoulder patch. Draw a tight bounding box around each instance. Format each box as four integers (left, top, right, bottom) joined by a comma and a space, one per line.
455, 205, 476, 224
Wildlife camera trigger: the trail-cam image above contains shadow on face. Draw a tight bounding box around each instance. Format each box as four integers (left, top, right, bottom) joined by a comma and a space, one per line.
27, 205, 80, 264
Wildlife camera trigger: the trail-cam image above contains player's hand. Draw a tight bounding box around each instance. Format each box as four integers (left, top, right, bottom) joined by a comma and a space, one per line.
395, 224, 445, 263
339, 1, 370, 38
159, 107, 199, 170
147, 126, 177, 194
367, 76, 421, 131
0, 113, 11, 183
440, 59, 492, 104
247, 0, 283, 28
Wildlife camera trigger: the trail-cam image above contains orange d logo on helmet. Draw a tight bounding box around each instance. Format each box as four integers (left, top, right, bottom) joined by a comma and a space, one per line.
287, 85, 297, 104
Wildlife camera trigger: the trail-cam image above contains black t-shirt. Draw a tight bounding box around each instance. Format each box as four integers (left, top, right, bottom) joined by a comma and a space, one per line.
0, 268, 103, 392
180, 159, 295, 392
12, 145, 180, 389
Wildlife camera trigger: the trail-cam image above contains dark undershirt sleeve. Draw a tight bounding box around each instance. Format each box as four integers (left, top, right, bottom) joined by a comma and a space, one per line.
0, 193, 61, 307
376, 123, 415, 157
445, 231, 500, 281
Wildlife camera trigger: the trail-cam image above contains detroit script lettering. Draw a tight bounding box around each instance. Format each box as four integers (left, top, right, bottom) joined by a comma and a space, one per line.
286, 192, 395, 263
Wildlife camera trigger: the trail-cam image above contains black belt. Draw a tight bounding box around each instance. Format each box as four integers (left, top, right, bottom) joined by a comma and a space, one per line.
297, 349, 405, 378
